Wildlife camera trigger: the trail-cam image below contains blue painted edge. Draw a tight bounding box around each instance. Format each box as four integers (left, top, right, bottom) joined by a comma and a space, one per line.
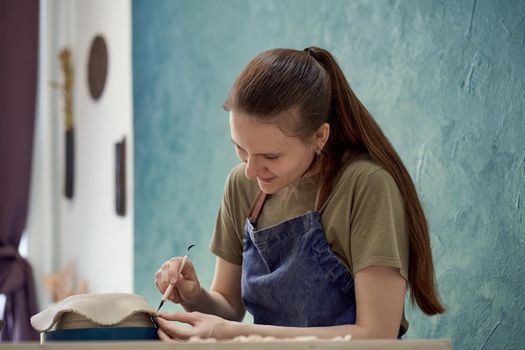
43, 327, 159, 341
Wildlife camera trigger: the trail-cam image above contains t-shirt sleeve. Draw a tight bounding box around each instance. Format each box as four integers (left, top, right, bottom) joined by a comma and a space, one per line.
208, 167, 245, 265
350, 168, 409, 280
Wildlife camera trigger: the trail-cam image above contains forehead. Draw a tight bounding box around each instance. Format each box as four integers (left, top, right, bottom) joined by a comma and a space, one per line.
229, 111, 298, 150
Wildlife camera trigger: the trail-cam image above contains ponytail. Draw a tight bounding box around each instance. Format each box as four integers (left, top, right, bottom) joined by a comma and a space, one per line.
307, 47, 445, 315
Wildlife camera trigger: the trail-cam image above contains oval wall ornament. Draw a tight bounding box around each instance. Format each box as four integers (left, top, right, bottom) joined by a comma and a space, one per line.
87, 35, 108, 100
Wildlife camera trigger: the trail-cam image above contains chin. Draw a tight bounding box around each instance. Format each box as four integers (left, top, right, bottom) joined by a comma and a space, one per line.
257, 180, 281, 194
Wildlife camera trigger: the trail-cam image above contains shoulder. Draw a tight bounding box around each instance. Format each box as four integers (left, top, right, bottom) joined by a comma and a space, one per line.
335, 154, 396, 191
326, 154, 404, 211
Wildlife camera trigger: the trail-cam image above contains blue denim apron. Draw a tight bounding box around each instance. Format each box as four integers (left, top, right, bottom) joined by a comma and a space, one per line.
241, 190, 356, 327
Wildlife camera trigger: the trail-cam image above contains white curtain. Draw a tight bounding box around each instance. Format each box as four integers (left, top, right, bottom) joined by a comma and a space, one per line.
25, 0, 64, 311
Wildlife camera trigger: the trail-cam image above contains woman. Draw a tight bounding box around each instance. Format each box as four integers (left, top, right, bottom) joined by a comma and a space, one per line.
154, 47, 445, 340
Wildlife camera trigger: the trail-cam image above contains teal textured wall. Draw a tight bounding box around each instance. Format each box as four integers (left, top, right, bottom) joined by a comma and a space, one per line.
132, 1, 525, 348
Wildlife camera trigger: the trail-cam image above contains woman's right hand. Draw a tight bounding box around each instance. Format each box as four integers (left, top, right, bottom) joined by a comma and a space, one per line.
155, 256, 202, 306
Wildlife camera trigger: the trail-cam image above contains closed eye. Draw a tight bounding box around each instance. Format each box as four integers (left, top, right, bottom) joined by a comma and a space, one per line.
264, 155, 279, 160
231, 139, 280, 160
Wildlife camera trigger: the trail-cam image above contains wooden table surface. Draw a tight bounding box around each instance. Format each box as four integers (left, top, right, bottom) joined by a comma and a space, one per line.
1, 339, 451, 350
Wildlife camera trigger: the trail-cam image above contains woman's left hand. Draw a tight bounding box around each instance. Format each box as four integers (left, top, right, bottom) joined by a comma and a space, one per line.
156, 311, 235, 341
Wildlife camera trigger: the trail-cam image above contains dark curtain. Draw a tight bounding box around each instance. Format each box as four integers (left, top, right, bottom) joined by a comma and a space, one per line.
0, 0, 40, 342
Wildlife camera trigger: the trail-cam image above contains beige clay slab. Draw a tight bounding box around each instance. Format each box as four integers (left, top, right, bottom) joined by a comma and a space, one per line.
31, 293, 157, 332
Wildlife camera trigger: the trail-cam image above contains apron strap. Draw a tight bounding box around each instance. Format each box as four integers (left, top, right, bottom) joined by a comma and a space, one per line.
248, 190, 268, 224
314, 182, 330, 212
314, 187, 323, 212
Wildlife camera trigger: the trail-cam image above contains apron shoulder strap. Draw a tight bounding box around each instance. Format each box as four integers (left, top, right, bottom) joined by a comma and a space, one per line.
248, 190, 267, 224
314, 182, 330, 212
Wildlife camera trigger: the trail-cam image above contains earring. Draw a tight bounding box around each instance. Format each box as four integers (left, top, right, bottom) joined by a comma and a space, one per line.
315, 148, 321, 156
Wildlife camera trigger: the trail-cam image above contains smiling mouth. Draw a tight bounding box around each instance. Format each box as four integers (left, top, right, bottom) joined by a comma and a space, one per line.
258, 176, 276, 184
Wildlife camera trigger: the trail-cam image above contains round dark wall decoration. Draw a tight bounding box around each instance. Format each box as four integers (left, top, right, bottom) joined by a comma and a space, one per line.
87, 35, 108, 100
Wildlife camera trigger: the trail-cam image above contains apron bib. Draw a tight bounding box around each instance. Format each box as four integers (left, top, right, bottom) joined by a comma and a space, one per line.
241, 190, 356, 327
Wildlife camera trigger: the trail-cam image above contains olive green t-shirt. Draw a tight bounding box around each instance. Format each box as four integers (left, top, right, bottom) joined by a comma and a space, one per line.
209, 153, 409, 331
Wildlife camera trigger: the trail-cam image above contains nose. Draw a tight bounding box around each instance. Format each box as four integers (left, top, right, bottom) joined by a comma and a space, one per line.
244, 156, 260, 179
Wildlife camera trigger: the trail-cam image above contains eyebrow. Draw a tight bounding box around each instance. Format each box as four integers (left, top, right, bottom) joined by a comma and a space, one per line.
230, 138, 280, 156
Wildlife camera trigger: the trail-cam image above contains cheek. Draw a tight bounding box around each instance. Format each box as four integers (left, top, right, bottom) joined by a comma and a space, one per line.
268, 164, 283, 176
272, 161, 299, 178
290, 151, 313, 175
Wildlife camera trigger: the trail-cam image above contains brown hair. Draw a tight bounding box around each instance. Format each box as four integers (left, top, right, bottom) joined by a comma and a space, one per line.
223, 47, 445, 315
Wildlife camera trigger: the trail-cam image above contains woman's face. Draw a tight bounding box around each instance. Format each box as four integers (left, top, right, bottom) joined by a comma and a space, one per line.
229, 110, 318, 194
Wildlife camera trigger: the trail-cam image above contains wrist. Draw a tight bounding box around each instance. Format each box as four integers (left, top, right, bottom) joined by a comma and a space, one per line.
224, 319, 243, 339
181, 286, 205, 309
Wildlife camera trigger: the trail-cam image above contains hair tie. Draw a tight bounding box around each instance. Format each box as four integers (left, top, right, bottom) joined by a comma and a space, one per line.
303, 47, 318, 60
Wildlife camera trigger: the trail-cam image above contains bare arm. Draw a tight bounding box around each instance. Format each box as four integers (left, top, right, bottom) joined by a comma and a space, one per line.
157, 266, 406, 340
181, 257, 245, 321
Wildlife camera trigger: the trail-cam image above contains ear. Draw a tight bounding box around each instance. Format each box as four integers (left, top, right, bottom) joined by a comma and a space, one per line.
313, 123, 330, 151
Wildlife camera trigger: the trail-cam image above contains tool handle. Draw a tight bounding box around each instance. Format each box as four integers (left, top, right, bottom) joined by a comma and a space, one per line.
161, 255, 188, 302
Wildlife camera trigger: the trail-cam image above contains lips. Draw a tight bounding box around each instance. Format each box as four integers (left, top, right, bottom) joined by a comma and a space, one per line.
258, 176, 276, 184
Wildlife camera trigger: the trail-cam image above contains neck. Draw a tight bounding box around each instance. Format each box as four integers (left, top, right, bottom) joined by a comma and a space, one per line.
301, 155, 322, 178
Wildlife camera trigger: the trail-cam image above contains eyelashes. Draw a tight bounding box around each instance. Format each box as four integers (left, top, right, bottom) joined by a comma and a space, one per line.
264, 155, 279, 160
234, 145, 279, 161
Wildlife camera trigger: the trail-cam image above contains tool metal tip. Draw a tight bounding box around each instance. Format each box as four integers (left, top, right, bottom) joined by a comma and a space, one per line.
187, 244, 196, 252
157, 300, 165, 312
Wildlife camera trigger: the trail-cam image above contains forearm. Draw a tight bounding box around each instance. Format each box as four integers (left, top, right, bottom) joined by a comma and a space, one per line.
181, 288, 245, 322
229, 322, 380, 340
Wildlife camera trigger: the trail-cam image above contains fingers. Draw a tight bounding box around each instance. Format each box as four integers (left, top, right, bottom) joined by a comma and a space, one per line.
157, 327, 182, 342
157, 328, 174, 342
154, 264, 171, 294
155, 279, 162, 294
155, 257, 185, 294
155, 270, 163, 293
172, 257, 197, 281
156, 272, 185, 304
155, 257, 200, 306
168, 281, 184, 303
156, 315, 195, 340
159, 311, 198, 325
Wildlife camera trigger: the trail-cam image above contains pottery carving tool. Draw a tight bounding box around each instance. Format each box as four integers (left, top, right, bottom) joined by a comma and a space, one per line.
157, 244, 196, 311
